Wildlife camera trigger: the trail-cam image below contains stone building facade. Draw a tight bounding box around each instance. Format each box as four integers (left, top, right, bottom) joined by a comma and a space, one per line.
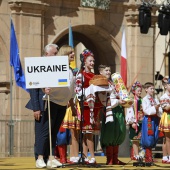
0, 0, 166, 157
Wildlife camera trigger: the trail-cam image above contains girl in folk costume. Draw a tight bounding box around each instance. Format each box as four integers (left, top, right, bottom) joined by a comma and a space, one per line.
54, 45, 76, 164
75, 49, 103, 164
159, 78, 170, 163
62, 68, 81, 164
141, 82, 162, 163
99, 65, 126, 165
126, 81, 143, 161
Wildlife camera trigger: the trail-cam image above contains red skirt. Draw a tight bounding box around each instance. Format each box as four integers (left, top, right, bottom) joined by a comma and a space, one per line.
82, 102, 102, 132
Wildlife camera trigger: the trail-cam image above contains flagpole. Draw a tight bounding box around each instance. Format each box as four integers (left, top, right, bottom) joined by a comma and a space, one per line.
9, 16, 14, 156
9, 65, 14, 156
9, 16, 29, 156
121, 27, 127, 86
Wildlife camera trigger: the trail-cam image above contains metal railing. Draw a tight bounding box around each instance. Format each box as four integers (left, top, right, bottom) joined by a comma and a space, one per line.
0, 119, 35, 157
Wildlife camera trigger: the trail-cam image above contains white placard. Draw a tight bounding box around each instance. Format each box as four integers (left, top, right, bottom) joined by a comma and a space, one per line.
25, 56, 69, 89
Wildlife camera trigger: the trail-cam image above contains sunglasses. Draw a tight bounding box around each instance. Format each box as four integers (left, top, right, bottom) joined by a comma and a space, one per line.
69, 51, 74, 54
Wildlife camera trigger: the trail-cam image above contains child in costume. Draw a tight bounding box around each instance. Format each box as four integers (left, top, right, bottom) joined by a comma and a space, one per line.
62, 69, 81, 164
141, 82, 162, 163
159, 78, 170, 163
75, 49, 103, 164
126, 81, 143, 161
99, 65, 126, 165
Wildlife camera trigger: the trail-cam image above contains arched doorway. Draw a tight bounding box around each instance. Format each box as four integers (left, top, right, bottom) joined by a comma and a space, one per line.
52, 24, 121, 154
54, 25, 120, 74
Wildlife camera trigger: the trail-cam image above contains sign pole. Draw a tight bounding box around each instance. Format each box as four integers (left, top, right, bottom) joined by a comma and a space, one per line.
47, 94, 52, 167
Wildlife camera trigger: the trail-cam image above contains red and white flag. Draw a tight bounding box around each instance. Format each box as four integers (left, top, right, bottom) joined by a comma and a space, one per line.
121, 29, 127, 86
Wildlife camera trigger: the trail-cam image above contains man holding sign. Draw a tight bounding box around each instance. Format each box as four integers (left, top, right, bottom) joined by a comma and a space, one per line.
35, 44, 75, 168
25, 44, 59, 166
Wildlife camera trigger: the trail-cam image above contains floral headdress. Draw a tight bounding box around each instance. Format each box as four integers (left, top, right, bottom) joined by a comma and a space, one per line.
80, 49, 94, 62
131, 81, 142, 94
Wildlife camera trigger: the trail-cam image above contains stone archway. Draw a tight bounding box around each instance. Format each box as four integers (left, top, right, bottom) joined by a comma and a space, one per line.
53, 25, 120, 74
43, 2, 125, 75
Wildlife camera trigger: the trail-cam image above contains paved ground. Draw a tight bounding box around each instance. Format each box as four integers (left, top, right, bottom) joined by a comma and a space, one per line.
0, 157, 170, 170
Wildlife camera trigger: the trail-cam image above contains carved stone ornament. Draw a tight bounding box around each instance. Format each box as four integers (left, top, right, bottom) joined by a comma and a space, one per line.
80, 0, 111, 10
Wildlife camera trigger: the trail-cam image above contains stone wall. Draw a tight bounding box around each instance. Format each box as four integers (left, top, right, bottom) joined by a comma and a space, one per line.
0, 0, 158, 157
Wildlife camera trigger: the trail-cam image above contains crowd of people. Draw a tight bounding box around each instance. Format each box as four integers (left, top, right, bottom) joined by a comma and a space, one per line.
26, 43, 170, 168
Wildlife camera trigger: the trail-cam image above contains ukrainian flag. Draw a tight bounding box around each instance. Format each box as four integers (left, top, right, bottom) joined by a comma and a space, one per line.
69, 21, 76, 69
58, 79, 68, 85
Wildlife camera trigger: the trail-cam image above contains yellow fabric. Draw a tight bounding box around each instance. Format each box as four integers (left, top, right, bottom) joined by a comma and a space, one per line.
70, 59, 76, 69
159, 111, 170, 132
62, 100, 81, 130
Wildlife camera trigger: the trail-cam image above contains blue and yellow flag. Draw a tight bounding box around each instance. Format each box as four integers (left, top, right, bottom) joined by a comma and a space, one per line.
58, 79, 68, 86
69, 22, 76, 69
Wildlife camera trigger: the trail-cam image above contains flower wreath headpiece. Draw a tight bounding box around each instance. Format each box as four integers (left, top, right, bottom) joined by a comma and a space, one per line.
81, 49, 94, 62
131, 81, 142, 94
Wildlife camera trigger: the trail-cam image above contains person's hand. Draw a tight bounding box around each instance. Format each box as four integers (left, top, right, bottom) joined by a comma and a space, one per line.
165, 105, 170, 111
138, 112, 144, 121
44, 87, 51, 95
33, 110, 41, 121
132, 122, 137, 129
100, 91, 106, 95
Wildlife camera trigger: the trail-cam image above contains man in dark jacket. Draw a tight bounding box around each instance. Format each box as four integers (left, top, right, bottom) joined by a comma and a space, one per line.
25, 44, 59, 166
25, 88, 47, 161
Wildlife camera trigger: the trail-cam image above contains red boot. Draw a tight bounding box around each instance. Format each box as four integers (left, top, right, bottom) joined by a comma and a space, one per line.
106, 146, 113, 165
112, 145, 126, 165
58, 145, 67, 164
54, 145, 60, 160
130, 147, 136, 160
145, 148, 153, 163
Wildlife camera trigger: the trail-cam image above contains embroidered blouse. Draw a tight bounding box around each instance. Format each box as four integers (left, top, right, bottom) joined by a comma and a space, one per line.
142, 94, 162, 117
159, 93, 170, 110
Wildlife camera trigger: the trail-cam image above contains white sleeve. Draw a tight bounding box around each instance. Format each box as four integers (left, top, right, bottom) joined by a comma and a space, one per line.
155, 99, 163, 117
142, 99, 157, 116
110, 92, 119, 108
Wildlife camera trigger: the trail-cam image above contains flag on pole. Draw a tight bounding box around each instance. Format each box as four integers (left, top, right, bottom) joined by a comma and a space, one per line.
10, 18, 29, 92
120, 29, 127, 86
69, 21, 76, 69
69, 22, 74, 48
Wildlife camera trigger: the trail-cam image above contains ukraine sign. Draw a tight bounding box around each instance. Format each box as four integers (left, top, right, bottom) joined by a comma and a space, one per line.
25, 56, 70, 88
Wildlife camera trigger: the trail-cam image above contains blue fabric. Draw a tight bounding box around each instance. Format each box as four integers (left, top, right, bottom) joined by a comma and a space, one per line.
25, 88, 48, 161
10, 19, 29, 92
69, 23, 74, 48
141, 116, 159, 148
25, 88, 45, 111
34, 114, 49, 163
37, 101, 66, 155
56, 129, 71, 145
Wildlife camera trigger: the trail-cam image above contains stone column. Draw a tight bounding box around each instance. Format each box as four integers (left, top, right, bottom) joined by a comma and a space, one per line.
124, 2, 158, 86
119, 1, 158, 158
